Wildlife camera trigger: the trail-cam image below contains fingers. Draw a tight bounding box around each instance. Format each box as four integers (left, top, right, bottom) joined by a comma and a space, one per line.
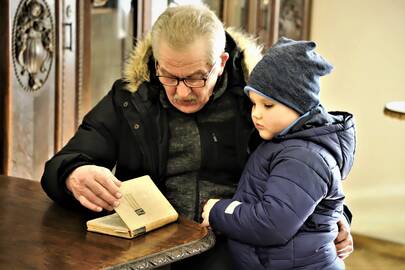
67, 165, 122, 212
337, 245, 353, 260
79, 186, 115, 211
94, 168, 122, 199
88, 174, 121, 206
335, 236, 352, 251
201, 199, 220, 227
335, 219, 354, 260
201, 210, 209, 227
77, 194, 102, 212
336, 235, 354, 259
334, 226, 348, 244
72, 182, 116, 212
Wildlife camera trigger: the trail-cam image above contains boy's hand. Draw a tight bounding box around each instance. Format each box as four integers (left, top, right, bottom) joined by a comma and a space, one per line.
201, 199, 220, 227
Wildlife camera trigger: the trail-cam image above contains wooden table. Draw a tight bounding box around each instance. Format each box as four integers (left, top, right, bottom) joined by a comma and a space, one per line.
0, 175, 215, 269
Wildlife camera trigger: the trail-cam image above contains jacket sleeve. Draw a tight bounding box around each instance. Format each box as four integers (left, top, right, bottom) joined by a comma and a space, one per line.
209, 151, 330, 246
40, 82, 124, 208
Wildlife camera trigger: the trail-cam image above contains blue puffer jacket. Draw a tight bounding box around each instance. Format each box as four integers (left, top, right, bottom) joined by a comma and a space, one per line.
210, 108, 356, 270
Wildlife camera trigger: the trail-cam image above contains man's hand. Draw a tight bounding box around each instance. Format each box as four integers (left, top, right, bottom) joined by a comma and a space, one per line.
201, 199, 220, 227
334, 216, 354, 260
66, 165, 122, 212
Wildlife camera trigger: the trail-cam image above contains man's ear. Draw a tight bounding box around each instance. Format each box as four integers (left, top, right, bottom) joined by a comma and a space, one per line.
218, 52, 230, 76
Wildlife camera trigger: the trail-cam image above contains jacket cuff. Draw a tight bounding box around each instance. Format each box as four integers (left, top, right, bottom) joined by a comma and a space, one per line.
209, 198, 235, 231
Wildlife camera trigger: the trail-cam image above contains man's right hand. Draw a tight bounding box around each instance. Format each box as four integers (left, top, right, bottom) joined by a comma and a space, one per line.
66, 165, 122, 212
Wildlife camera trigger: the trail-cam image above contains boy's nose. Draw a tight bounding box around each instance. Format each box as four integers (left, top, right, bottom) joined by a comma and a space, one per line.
252, 107, 262, 119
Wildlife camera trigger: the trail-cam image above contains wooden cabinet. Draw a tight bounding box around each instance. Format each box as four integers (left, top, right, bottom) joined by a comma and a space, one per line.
0, 0, 91, 180
1, 0, 149, 180
1, 0, 60, 180
221, 0, 311, 49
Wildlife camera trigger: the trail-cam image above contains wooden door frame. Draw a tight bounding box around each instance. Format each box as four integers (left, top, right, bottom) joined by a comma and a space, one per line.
54, 0, 92, 152
75, 0, 91, 127
267, 0, 280, 46
0, 1, 10, 175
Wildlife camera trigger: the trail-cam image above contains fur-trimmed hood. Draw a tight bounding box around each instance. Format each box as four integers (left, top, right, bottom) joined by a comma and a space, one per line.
123, 28, 263, 93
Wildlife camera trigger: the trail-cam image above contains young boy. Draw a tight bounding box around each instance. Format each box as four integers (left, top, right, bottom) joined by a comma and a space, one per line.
201, 37, 356, 270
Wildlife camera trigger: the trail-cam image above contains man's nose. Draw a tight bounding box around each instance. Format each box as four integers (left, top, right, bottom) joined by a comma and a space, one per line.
176, 81, 191, 98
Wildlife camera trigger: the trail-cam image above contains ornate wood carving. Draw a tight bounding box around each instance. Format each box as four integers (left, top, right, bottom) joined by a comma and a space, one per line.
12, 0, 54, 92
106, 230, 216, 270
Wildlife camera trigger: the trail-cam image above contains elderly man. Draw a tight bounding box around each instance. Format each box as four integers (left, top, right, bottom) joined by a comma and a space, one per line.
41, 4, 353, 269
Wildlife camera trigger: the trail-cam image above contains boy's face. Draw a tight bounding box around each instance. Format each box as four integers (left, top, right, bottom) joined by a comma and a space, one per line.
249, 91, 300, 140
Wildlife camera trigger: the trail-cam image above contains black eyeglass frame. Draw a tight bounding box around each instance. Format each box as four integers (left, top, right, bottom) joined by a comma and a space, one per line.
155, 61, 217, 88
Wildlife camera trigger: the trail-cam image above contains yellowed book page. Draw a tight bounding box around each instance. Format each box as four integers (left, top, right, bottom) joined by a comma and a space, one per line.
114, 175, 178, 235
86, 213, 131, 238
87, 213, 127, 231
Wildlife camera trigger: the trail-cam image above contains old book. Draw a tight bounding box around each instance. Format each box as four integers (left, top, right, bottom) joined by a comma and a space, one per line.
86, 175, 178, 239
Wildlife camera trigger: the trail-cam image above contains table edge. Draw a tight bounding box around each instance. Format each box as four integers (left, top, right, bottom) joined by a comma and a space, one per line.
105, 229, 216, 270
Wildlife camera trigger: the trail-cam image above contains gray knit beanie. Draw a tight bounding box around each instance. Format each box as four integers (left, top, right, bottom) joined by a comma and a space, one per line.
244, 37, 333, 115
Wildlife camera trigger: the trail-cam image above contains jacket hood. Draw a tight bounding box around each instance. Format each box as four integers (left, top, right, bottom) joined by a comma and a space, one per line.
280, 107, 356, 180
123, 28, 263, 93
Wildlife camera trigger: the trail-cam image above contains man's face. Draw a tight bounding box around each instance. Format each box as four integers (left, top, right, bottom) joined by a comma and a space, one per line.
156, 39, 228, 113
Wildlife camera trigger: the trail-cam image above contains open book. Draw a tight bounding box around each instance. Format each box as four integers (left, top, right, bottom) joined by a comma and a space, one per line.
86, 175, 178, 239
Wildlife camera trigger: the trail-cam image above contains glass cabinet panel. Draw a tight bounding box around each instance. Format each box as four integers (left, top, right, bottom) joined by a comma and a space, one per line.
91, 0, 134, 105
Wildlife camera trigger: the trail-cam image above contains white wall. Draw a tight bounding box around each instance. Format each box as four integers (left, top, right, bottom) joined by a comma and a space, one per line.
311, 0, 405, 243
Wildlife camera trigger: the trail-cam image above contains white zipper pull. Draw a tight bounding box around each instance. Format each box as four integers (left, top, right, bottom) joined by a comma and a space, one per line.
212, 132, 218, 142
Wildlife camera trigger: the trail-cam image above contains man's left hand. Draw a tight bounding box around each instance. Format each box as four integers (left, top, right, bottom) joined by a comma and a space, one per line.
334, 216, 354, 260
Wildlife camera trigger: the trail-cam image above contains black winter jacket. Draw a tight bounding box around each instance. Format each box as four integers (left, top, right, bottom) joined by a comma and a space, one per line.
41, 30, 262, 211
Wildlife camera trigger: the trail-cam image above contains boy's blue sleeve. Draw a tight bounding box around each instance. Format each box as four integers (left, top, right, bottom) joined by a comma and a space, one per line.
209, 153, 332, 246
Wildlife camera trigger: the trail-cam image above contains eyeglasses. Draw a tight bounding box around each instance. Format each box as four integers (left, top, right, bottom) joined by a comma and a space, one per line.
156, 61, 217, 88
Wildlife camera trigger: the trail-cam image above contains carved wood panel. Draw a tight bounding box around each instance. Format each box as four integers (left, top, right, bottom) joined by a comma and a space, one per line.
1, 0, 131, 179
1, 0, 92, 180
5, 0, 56, 180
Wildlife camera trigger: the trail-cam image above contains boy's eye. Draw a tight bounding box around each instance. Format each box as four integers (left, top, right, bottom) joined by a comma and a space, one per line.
264, 104, 273, 108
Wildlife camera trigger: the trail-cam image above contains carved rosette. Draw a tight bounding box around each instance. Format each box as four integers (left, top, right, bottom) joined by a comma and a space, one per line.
12, 0, 54, 92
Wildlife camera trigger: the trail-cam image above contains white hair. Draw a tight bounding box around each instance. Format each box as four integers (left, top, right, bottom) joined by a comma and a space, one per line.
151, 4, 226, 64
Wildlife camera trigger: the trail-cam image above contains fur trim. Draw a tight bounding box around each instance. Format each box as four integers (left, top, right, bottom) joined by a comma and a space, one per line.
123, 28, 263, 93
226, 27, 263, 82
123, 32, 153, 92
